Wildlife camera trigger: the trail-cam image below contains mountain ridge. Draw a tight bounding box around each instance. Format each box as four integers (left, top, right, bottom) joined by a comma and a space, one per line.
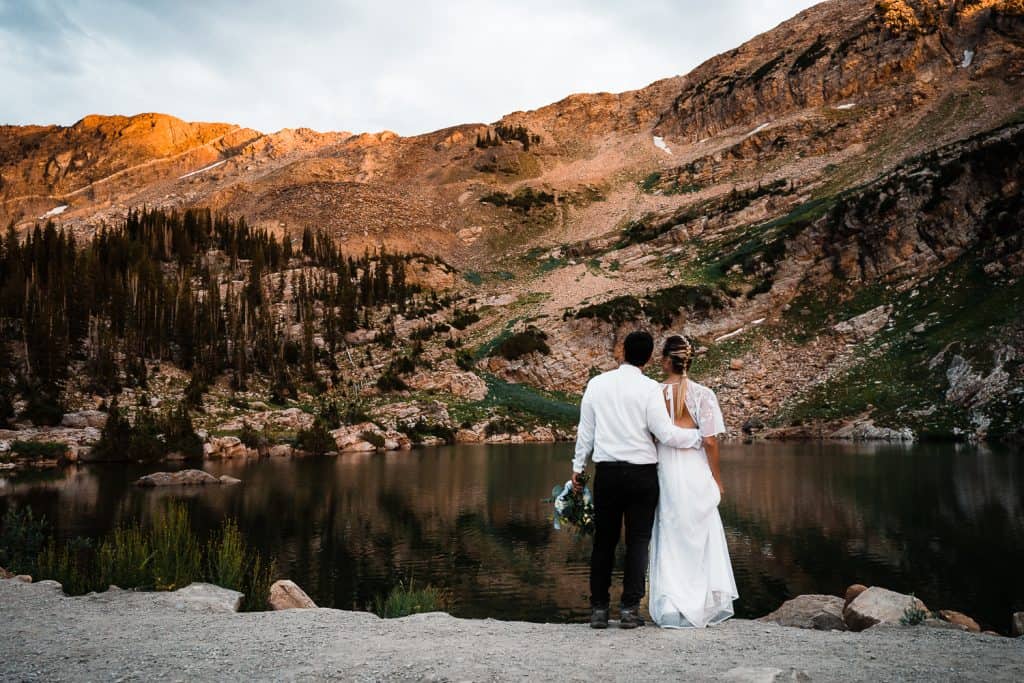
0, 0, 1021, 445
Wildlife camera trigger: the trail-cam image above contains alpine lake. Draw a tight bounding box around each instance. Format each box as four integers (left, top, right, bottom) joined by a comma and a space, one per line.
2, 441, 1022, 633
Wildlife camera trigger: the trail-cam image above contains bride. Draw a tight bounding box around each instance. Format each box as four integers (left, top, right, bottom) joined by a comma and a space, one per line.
648, 334, 738, 628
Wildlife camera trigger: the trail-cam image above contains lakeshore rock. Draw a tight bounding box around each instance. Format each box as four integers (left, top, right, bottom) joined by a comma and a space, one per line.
218, 475, 242, 486
1013, 611, 1024, 637
168, 583, 243, 613
722, 667, 811, 683
939, 610, 980, 633
134, 470, 221, 487
269, 580, 317, 610
205, 436, 249, 459
60, 410, 108, 429
269, 444, 294, 457
760, 594, 847, 631
830, 420, 915, 442
844, 584, 868, 608
844, 587, 927, 632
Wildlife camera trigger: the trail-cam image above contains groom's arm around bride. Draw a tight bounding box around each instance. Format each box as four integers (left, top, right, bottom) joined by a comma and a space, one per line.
569, 330, 701, 628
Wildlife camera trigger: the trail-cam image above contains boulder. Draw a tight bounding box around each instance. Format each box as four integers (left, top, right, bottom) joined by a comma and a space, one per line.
938, 610, 980, 633
833, 305, 891, 341
14, 575, 31, 583
60, 410, 108, 429
218, 475, 242, 486
331, 423, 384, 452
759, 594, 847, 631
844, 583, 868, 608
1013, 611, 1024, 637
206, 436, 248, 459
268, 579, 317, 610
269, 444, 294, 457
345, 329, 378, 345
0, 567, 12, 579
830, 420, 915, 442
843, 587, 927, 631
134, 470, 221, 487
168, 583, 243, 613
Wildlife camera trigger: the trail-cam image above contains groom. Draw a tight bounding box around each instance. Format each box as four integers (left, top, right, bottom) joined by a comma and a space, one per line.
571, 330, 702, 629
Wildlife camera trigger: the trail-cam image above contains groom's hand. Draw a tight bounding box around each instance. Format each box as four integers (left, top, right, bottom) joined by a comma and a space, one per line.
571, 472, 584, 493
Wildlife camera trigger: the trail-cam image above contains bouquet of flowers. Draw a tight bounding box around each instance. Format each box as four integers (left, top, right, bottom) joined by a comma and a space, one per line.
546, 472, 595, 537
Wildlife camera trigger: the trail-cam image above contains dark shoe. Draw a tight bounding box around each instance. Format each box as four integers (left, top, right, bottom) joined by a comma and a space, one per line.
590, 606, 609, 629
619, 606, 645, 629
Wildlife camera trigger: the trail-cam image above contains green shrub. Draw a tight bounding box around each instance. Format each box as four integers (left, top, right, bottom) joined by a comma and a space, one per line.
493, 326, 550, 360
0, 506, 48, 574
98, 523, 152, 589
10, 441, 67, 460
206, 519, 246, 592
242, 554, 277, 612
403, 421, 455, 445
484, 417, 518, 437
161, 402, 203, 458
238, 424, 263, 449
900, 595, 928, 626
295, 417, 336, 455
20, 384, 65, 427
450, 311, 481, 330
150, 503, 202, 591
373, 579, 449, 618
359, 430, 386, 448
36, 537, 101, 595
376, 370, 409, 392
455, 350, 475, 370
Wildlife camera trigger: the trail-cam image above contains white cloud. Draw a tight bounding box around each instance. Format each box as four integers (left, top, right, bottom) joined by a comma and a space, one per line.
0, 0, 820, 135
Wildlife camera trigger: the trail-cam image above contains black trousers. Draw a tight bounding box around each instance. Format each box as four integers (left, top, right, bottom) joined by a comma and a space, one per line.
589, 462, 660, 608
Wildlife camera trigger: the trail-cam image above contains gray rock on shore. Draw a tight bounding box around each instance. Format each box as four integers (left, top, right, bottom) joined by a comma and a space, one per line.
1013, 611, 1024, 638
269, 579, 317, 610
134, 470, 241, 487
759, 594, 847, 631
844, 587, 927, 632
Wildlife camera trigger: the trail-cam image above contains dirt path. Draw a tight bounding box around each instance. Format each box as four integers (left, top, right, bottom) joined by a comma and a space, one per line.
1, 579, 1021, 682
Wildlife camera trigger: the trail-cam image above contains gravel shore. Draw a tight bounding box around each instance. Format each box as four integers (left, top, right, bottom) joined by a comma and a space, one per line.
2, 579, 1022, 682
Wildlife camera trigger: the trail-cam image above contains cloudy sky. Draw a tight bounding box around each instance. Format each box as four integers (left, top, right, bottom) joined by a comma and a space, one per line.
0, 0, 819, 135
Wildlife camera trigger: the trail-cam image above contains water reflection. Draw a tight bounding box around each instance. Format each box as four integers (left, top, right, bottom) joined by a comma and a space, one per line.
1, 442, 1021, 631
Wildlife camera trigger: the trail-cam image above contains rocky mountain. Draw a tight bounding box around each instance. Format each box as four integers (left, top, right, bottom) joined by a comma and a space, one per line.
1, 0, 1022, 444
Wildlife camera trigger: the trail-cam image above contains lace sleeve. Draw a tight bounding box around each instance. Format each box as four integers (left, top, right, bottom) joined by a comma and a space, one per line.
697, 388, 726, 438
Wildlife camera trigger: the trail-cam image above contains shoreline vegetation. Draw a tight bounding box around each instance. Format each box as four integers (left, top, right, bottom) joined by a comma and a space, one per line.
2, 502, 1020, 637
0, 502, 445, 618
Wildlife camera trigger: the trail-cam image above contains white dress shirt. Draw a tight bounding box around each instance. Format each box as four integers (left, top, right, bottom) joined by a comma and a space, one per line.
572, 364, 703, 473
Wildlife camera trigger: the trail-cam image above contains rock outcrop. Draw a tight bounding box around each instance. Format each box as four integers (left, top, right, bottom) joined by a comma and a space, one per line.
269, 580, 318, 610
759, 595, 847, 631
843, 587, 927, 631
134, 470, 232, 487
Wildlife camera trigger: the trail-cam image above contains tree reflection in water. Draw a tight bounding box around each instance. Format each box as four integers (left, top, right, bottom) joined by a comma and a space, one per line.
1, 442, 1021, 631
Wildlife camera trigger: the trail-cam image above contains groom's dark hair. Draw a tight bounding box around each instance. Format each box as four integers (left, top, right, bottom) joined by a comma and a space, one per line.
623, 330, 655, 367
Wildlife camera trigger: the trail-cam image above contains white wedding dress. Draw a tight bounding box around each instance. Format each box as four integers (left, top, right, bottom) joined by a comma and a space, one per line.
649, 379, 738, 628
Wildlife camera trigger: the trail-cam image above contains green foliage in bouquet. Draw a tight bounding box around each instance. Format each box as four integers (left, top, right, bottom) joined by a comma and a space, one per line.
545, 472, 595, 537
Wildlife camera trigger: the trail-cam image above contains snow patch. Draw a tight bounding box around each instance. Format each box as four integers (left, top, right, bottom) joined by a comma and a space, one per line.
961, 49, 974, 68
744, 122, 770, 138
834, 103, 856, 111
652, 136, 672, 155
178, 160, 226, 180
38, 205, 68, 220
715, 327, 746, 342
714, 318, 767, 343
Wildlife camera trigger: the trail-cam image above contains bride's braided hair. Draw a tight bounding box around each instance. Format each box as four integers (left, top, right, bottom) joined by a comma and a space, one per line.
662, 335, 696, 422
